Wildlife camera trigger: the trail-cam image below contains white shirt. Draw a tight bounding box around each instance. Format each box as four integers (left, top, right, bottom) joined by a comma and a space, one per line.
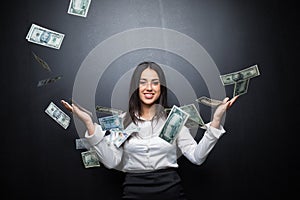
85, 116, 225, 173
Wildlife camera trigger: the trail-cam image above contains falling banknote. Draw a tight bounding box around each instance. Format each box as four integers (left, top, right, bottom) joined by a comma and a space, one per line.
45, 101, 70, 129
219, 64, 260, 97
98, 115, 123, 131
26, 23, 65, 49
67, 0, 92, 18
179, 104, 206, 129
159, 105, 189, 144
81, 149, 101, 168
32, 51, 51, 72
95, 105, 124, 115
196, 96, 223, 107
37, 75, 62, 87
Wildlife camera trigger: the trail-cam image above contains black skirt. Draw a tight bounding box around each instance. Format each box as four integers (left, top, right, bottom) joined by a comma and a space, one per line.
122, 168, 188, 200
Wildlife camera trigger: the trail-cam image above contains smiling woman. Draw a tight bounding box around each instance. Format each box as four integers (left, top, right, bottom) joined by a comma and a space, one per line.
60, 61, 238, 200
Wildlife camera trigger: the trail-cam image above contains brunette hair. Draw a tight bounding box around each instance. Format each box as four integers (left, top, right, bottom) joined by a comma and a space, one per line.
123, 61, 168, 127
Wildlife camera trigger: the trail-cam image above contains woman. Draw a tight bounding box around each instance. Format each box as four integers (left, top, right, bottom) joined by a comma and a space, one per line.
61, 61, 238, 200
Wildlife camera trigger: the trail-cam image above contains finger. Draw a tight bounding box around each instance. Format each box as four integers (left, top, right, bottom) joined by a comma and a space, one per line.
228, 95, 239, 107
61, 100, 73, 112
223, 97, 230, 103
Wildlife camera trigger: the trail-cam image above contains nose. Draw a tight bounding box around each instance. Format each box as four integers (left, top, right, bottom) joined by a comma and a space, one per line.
146, 82, 153, 90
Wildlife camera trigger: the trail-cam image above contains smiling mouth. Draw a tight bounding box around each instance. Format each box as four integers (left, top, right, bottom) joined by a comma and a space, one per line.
144, 93, 154, 99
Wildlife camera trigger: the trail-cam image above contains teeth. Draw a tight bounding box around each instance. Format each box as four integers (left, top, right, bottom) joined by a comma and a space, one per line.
145, 94, 153, 98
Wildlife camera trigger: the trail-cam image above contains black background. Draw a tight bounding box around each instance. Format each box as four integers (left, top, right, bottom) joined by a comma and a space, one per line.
1, 0, 294, 199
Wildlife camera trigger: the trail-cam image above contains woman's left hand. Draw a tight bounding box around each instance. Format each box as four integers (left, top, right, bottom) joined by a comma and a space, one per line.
211, 95, 239, 129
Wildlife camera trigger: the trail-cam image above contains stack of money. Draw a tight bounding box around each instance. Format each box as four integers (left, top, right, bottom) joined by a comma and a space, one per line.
26, 23, 65, 49
219, 64, 260, 97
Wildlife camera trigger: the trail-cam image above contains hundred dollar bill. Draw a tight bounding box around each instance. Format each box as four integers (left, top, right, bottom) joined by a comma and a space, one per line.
26, 23, 65, 49
179, 104, 206, 129
37, 75, 62, 87
32, 51, 51, 72
159, 105, 189, 144
75, 138, 89, 150
67, 0, 91, 17
81, 149, 100, 168
219, 64, 260, 85
45, 102, 70, 129
98, 115, 123, 131
95, 105, 124, 115
196, 96, 223, 107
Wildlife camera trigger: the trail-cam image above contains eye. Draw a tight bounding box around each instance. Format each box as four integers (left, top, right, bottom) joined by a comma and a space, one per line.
152, 81, 160, 86
139, 80, 147, 85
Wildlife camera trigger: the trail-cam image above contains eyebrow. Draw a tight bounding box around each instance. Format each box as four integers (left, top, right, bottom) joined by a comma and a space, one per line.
140, 78, 159, 81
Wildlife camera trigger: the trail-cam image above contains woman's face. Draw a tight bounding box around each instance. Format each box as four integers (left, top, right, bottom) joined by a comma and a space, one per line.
139, 68, 161, 106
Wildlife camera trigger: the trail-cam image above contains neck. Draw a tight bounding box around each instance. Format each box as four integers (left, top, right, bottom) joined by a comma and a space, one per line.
141, 104, 156, 120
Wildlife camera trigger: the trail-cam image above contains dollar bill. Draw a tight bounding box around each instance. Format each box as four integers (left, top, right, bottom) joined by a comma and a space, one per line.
67, 0, 91, 17
98, 115, 123, 131
196, 96, 223, 107
113, 127, 140, 148
81, 149, 100, 168
37, 75, 62, 87
219, 64, 260, 85
219, 64, 260, 97
180, 104, 205, 126
234, 79, 250, 96
26, 23, 65, 49
45, 102, 70, 129
32, 51, 51, 72
159, 105, 189, 144
75, 138, 89, 150
179, 104, 206, 129
164, 107, 172, 116
95, 105, 124, 115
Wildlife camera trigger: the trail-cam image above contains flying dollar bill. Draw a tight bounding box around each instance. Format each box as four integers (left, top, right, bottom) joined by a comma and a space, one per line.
113, 127, 140, 148
159, 105, 189, 144
98, 115, 123, 131
67, 0, 92, 17
180, 104, 205, 125
95, 105, 124, 115
45, 102, 70, 129
32, 51, 51, 72
81, 149, 101, 168
37, 75, 62, 87
75, 138, 89, 150
195, 96, 223, 107
219, 64, 260, 97
26, 23, 65, 49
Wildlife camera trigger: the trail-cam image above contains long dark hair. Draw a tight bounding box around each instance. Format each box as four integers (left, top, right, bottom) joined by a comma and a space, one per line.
123, 61, 168, 128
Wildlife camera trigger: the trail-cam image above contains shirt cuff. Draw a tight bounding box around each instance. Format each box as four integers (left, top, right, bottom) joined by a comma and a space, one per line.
205, 122, 226, 139
85, 123, 105, 146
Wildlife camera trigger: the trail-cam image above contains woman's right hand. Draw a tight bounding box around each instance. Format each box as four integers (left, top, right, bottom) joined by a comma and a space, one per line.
61, 100, 95, 135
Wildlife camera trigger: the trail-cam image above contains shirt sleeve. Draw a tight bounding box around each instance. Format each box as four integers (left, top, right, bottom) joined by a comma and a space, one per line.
85, 123, 123, 169
177, 122, 226, 165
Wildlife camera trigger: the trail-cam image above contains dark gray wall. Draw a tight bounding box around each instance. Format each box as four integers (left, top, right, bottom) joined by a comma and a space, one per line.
2, 0, 293, 199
